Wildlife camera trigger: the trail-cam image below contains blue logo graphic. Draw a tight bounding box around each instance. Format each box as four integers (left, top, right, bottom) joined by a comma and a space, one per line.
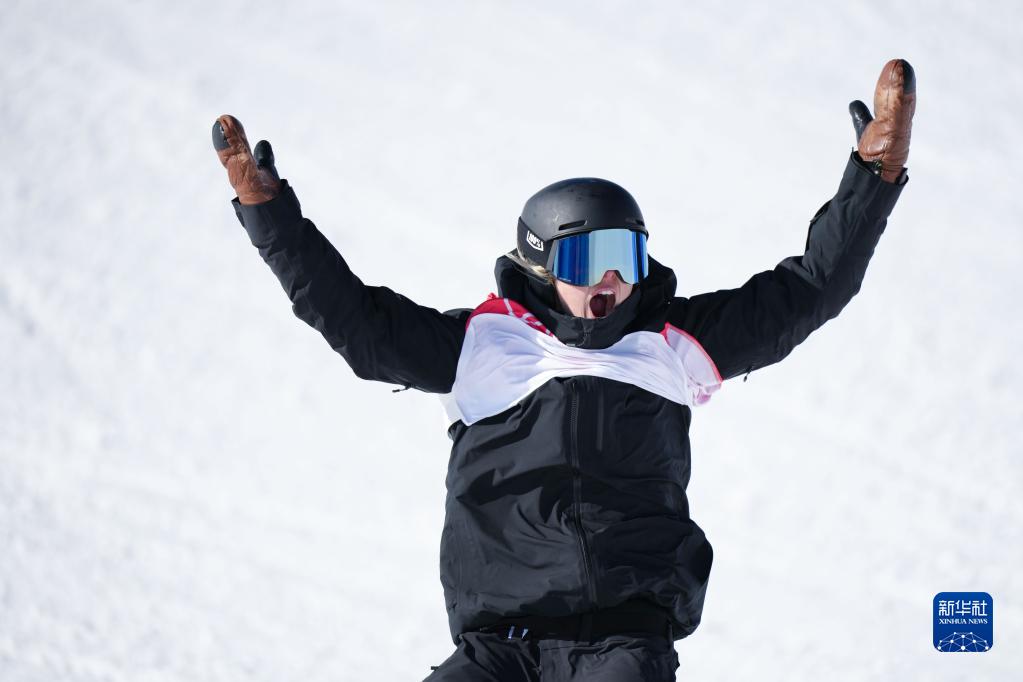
933, 592, 993, 652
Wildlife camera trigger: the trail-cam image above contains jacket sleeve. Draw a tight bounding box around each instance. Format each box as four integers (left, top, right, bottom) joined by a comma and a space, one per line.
232, 180, 467, 393
667, 152, 906, 381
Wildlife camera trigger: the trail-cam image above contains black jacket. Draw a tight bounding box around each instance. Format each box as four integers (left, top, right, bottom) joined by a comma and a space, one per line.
233, 153, 905, 643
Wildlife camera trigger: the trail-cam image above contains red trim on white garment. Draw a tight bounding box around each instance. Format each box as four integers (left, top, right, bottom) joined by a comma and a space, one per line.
466, 296, 554, 336
661, 322, 723, 383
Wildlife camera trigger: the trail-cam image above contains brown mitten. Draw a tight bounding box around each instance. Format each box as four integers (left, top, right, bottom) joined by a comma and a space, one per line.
212, 115, 281, 204
848, 59, 916, 183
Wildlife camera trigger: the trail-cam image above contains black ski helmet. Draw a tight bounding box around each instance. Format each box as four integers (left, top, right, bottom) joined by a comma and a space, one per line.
516, 178, 647, 272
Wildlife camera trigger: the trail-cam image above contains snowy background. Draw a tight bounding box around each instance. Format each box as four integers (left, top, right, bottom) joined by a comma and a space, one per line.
3, 0, 1021, 680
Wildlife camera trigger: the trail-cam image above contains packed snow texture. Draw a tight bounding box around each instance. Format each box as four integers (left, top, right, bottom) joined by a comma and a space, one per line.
2, 1, 1021, 680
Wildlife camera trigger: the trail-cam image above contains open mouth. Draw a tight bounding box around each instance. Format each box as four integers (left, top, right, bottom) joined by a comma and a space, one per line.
588, 291, 617, 318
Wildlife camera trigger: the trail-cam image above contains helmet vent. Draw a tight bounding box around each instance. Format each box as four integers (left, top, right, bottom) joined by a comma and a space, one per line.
558, 220, 587, 231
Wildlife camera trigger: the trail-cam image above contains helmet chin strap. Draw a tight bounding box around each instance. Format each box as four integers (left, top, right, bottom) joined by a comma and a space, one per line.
526, 272, 566, 315
506, 249, 568, 314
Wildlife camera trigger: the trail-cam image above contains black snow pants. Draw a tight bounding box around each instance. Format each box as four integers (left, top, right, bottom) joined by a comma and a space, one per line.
424, 613, 680, 681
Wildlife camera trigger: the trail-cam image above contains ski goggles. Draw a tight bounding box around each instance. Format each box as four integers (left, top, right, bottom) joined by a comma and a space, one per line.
551, 228, 649, 287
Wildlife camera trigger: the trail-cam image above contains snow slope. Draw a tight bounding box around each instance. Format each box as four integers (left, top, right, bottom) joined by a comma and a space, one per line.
2, 1, 1021, 680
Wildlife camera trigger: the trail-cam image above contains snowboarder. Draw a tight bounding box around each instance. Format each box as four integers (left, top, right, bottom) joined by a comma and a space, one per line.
213, 58, 915, 680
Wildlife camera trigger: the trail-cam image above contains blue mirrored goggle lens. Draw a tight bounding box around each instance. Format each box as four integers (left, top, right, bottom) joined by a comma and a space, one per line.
551, 229, 648, 287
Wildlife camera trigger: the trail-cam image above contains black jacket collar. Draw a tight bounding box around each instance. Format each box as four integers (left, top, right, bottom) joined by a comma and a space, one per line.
493, 254, 677, 349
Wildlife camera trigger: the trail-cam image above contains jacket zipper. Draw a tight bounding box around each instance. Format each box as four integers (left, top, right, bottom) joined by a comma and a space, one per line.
568, 381, 599, 608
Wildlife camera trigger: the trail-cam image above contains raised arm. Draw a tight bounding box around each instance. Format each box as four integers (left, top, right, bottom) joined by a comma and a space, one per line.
213, 115, 467, 393
668, 59, 915, 381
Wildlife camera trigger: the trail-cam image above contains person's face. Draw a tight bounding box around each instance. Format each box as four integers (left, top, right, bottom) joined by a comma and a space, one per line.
553, 269, 634, 319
